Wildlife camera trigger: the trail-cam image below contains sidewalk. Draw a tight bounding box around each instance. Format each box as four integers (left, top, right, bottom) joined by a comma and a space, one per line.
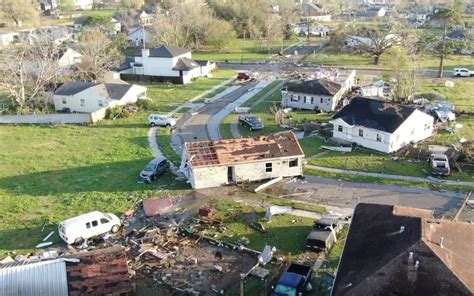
305, 164, 474, 188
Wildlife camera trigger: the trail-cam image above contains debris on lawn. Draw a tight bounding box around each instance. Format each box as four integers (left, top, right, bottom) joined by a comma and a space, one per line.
42, 231, 54, 242
265, 206, 292, 220
321, 145, 352, 152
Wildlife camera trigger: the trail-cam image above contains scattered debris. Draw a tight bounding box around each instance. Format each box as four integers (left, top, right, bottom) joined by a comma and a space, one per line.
258, 245, 274, 265
254, 176, 283, 193
42, 231, 54, 242
250, 266, 271, 279
142, 198, 174, 216
321, 146, 352, 152
265, 206, 292, 220
35, 241, 53, 248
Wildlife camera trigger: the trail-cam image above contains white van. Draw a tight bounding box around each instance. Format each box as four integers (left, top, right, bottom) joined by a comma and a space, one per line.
58, 211, 121, 245
148, 114, 176, 127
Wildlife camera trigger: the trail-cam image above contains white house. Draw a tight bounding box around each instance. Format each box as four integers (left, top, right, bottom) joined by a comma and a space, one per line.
74, 0, 93, 10
121, 45, 216, 84
58, 48, 82, 68
52, 80, 147, 113
330, 97, 434, 153
302, 2, 332, 21
281, 70, 356, 112
180, 132, 305, 189
0, 31, 19, 48
346, 33, 401, 48
126, 26, 152, 47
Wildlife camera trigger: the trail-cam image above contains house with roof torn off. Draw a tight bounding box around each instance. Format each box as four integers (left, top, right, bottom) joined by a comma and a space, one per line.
281, 70, 355, 112
179, 132, 304, 189
121, 45, 216, 84
331, 203, 474, 296
330, 97, 434, 153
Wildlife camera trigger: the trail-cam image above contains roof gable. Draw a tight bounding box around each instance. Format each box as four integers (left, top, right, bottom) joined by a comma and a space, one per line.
286, 79, 340, 96
333, 97, 417, 133
172, 57, 200, 71
148, 45, 191, 58
54, 82, 97, 96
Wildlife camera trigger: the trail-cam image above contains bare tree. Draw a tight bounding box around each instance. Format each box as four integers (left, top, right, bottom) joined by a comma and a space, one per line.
0, 39, 61, 110
75, 29, 122, 82
0, 0, 39, 28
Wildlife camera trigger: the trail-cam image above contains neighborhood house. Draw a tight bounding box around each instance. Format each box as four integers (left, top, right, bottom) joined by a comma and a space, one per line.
121, 45, 216, 84
330, 97, 434, 153
180, 132, 304, 189
331, 203, 473, 296
281, 70, 355, 112
53, 80, 147, 113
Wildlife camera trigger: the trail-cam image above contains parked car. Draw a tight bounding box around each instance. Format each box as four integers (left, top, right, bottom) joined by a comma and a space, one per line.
148, 114, 176, 127
272, 263, 313, 296
430, 154, 450, 176
238, 115, 264, 131
453, 68, 474, 77
306, 218, 343, 252
140, 156, 170, 181
58, 211, 121, 245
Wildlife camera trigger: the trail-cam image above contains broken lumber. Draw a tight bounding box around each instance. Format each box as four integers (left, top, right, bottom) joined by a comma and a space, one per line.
321, 146, 352, 152
254, 176, 283, 193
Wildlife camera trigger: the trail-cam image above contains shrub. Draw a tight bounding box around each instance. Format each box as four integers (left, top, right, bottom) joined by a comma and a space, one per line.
136, 99, 158, 111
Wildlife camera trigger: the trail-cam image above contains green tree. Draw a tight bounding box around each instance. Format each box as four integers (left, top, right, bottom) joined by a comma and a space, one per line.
381, 46, 419, 102
430, 8, 461, 78
204, 19, 236, 50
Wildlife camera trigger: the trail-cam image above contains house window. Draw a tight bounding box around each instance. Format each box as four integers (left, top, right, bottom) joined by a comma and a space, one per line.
376, 134, 383, 142
358, 129, 364, 137
86, 222, 91, 229
62, 98, 67, 104
289, 158, 298, 167
80, 99, 85, 106
265, 162, 273, 173
310, 97, 314, 104
100, 218, 109, 224
92, 220, 98, 227
290, 94, 298, 102
98, 100, 104, 107
320, 98, 324, 103
338, 125, 343, 132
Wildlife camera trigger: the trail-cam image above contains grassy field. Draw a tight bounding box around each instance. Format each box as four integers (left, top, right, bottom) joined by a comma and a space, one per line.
211, 199, 314, 254
193, 38, 297, 63
0, 113, 189, 256
418, 78, 474, 113
299, 136, 328, 157
305, 51, 474, 70
140, 69, 235, 113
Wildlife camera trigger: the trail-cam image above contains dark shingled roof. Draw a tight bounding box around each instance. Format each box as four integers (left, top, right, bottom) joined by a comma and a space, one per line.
332, 203, 474, 296
333, 97, 418, 133
54, 81, 97, 96
145, 45, 191, 58
172, 57, 200, 71
103, 83, 134, 100
285, 79, 340, 96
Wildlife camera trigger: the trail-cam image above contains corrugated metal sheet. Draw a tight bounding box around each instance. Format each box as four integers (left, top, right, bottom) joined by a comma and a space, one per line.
0, 259, 68, 296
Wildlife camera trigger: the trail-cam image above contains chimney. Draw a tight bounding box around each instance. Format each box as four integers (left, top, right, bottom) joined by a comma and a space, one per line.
440, 237, 444, 249
399, 225, 405, 234
141, 48, 149, 58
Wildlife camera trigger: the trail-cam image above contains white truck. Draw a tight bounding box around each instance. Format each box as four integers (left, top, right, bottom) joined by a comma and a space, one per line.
453, 68, 474, 77
148, 114, 176, 127
58, 211, 121, 245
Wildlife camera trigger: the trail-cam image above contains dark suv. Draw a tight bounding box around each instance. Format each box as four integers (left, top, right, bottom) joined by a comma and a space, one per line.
238, 115, 264, 131
139, 157, 170, 182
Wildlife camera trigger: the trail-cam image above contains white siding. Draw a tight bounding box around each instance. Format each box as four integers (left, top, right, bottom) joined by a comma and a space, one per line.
330, 109, 434, 153
281, 91, 333, 111
53, 88, 110, 113
183, 156, 304, 189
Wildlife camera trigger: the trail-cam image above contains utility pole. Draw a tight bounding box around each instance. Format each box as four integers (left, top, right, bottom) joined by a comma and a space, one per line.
453, 192, 472, 222
240, 273, 245, 296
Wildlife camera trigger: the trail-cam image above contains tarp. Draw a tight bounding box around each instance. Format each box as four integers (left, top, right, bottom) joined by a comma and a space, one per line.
278, 272, 304, 288
265, 206, 291, 220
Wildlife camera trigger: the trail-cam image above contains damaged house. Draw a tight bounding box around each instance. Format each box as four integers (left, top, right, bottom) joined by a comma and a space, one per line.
330, 97, 434, 153
331, 203, 474, 296
281, 70, 355, 112
180, 131, 304, 189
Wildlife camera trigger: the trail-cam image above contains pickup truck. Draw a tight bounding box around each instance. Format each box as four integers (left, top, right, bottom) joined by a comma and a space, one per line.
430, 154, 450, 176
238, 115, 264, 131
272, 263, 313, 296
306, 218, 343, 252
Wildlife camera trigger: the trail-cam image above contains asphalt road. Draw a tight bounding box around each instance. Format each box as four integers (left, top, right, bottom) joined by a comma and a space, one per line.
171, 82, 256, 154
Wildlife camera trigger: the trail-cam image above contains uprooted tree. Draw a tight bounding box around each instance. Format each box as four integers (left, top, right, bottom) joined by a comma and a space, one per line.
0, 38, 62, 111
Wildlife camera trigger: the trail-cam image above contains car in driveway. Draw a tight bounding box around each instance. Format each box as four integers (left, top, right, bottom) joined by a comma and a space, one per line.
430, 154, 450, 176
148, 114, 176, 127
238, 115, 264, 131
453, 68, 474, 77
140, 156, 170, 181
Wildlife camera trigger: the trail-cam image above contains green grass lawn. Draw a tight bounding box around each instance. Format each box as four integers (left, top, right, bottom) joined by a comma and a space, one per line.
141, 69, 235, 113
193, 38, 297, 62
305, 51, 474, 70
156, 127, 181, 166
418, 78, 474, 113
299, 136, 327, 157
0, 113, 189, 256
211, 199, 314, 254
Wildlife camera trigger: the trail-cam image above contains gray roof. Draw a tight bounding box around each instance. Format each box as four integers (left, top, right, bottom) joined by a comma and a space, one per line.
146, 45, 191, 58
286, 79, 340, 96
0, 259, 68, 296
103, 83, 134, 100
172, 57, 200, 71
54, 82, 97, 96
